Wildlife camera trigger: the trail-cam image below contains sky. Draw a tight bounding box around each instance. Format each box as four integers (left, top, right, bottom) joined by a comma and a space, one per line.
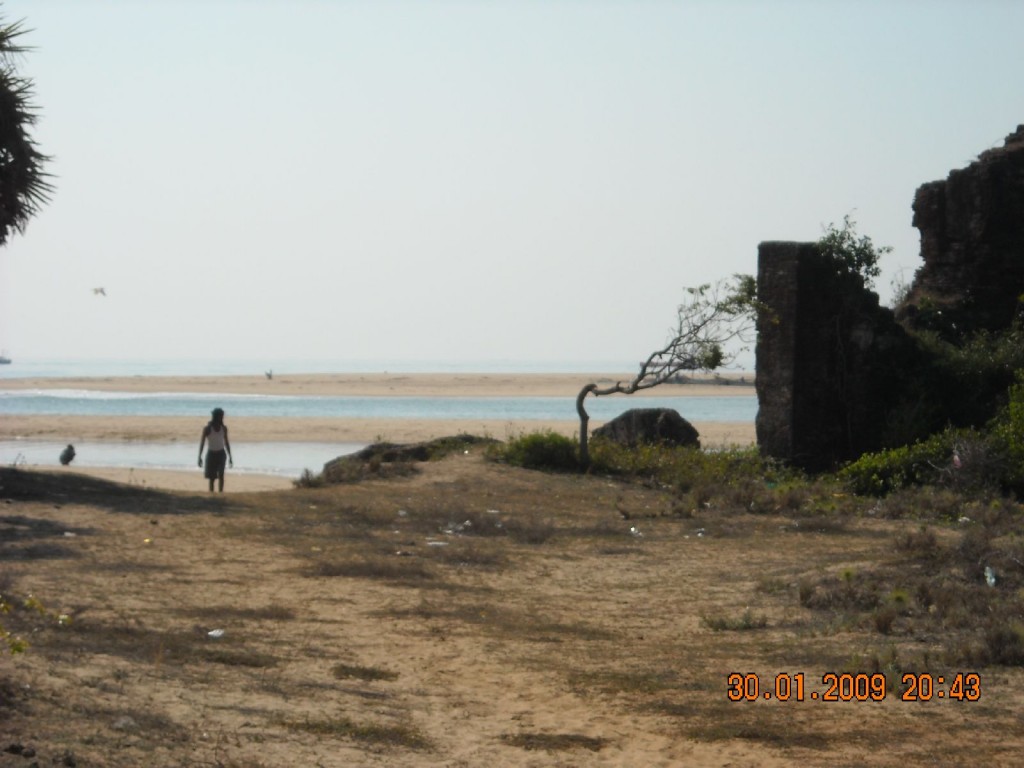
0, 0, 1022, 371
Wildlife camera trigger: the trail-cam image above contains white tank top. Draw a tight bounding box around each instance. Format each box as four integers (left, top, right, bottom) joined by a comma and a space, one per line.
206, 424, 226, 451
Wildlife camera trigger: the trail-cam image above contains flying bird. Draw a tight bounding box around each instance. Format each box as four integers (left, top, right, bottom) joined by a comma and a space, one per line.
93, 287, 106, 296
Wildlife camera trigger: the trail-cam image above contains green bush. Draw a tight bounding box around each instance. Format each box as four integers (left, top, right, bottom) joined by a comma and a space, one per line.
916, 326, 1024, 430
496, 431, 580, 472
293, 468, 326, 488
989, 370, 1024, 494
839, 427, 1002, 496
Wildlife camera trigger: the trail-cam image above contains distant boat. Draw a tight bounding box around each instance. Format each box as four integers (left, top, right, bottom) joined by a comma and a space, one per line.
0, 352, 10, 364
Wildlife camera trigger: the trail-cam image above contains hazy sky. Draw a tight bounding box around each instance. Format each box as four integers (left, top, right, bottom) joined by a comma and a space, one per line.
1, 0, 1022, 370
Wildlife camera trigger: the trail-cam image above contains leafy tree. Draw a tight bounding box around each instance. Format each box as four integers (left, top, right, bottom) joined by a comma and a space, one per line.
576, 275, 757, 468
816, 214, 889, 289
0, 13, 51, 244
0, 9, 49, 655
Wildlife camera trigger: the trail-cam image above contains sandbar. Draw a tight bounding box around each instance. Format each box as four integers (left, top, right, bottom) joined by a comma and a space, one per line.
0, 370, 755, 398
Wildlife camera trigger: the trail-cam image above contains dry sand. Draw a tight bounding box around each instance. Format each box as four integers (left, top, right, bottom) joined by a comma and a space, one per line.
1, 372, 756, 492
3, 454, 1021, 766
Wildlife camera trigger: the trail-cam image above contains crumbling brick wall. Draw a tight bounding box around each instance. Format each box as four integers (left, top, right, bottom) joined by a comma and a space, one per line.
756, 125, 1024, 471
900, 125, 1024, 335
755, 242, 917, 471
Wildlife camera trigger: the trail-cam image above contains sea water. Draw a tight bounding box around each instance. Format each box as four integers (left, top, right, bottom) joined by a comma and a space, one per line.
2, 439, 363, 478
0, 358, 757, 477
0, 389, 756, 422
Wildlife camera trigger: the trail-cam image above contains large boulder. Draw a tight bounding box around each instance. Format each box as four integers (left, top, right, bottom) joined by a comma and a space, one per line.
593, 408, 700, 449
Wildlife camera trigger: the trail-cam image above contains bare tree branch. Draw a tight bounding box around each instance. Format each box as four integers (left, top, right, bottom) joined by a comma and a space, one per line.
576, 275, 756, 467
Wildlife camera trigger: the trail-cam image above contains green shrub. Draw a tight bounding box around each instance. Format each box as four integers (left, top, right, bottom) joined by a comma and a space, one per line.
496, 431, 580, 472
916, 327, 1024, 428
293, 468, 325, 488
839, 428, 988, 496
587, 440, 785, 490
989, 370, 1024, 494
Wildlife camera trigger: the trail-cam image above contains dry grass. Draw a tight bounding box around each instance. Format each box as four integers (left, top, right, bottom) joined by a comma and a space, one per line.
1, 458, 1023, 766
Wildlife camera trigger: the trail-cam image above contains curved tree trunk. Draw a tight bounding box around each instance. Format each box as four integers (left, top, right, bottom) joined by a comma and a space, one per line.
573, 277, 756, 470
577, 380, 630, 468
576, 383, 598, 468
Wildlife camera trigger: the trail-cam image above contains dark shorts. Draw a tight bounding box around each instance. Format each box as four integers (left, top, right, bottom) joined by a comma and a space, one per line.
204, 449, 228, 479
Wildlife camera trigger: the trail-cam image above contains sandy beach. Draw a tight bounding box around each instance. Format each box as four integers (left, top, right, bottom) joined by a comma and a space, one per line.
0, 372, 756, 492
0, 370, 756, 398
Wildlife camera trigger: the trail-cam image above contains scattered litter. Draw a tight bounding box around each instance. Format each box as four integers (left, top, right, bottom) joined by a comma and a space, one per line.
426, 540, 449, 547
397, 509, 408, 517
143, 538, 153, 545
486, 509, 501, 515
63, 531, 77, 538
696, 528, 706, 538
958, 516, 972, 524
395, 550, 413, 557
207, 629, 225, 638
629, 526, 643, 538
442, 520, 473, 535
984, 566, 997, 588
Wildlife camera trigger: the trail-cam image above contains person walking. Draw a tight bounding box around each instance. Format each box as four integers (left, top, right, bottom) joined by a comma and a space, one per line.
198, 407, 233, 492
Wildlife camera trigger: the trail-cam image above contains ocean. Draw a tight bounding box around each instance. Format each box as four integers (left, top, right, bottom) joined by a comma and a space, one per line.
0, 358, 757, 477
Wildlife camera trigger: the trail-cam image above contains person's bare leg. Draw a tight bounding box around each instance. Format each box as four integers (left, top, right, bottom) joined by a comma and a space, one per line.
208, 478, 214, 492
218, 475, 225, 492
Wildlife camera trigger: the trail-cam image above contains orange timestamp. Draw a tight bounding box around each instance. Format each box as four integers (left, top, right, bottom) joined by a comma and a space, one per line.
726, 672, 982, 702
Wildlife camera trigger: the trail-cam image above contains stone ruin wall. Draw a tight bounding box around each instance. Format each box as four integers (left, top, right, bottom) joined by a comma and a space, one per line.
756, 125, 1024, 470
900, 124, 1024, 334
755, 243, 915, 471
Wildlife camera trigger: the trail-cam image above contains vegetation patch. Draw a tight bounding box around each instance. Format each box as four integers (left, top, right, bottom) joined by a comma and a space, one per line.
689, 708, 831, 750
201, 647, 278, 668
383, 600, 613, 642
279, 715, 432, 750
185, 604, 297, 621
332, 662, 399, 682
313, 434, 499, 485
569, 668, 682, 697
701, 609, 769, 631
500, 732, 607, 753
798, 500, 1024, 665
304, 556, 435, 584
490, 430, 580, 472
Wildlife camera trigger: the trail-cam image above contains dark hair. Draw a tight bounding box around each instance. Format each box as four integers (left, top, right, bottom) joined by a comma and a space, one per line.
211, 407, 225, 421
